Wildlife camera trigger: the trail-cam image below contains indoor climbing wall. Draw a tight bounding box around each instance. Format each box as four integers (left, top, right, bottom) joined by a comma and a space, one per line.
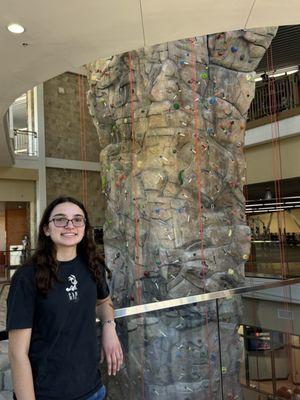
87, 28, 277, 399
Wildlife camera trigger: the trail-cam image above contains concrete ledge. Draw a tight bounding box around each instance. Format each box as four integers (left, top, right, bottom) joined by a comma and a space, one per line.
45, 158, 100, 172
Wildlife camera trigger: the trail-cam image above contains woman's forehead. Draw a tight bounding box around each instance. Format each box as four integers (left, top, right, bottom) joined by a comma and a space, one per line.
50, 202, 84, 217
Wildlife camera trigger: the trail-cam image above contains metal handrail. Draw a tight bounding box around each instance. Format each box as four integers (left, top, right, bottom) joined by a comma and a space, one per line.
114, 277, 300, 318
1, 276, 299, 319
13, 128, 37, 137
1, 278, 300, 341
248, 73, 300, 122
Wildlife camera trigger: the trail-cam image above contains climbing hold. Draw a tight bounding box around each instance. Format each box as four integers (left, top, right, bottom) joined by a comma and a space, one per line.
101, 176, 106, 191
231, 46, 238, 53
173, 103, 180, 110
201, 73, 208, 79
178, 170, 184, 185
208, 96, 217, 105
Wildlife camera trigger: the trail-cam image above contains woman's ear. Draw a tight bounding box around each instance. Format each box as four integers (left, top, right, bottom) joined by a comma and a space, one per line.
43, 225, 50, 236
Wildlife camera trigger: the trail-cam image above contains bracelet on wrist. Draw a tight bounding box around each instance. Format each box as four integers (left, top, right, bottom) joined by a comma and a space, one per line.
102, 319, 116, 328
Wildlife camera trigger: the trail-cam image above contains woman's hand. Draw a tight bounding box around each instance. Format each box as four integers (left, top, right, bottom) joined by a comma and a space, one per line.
100, 323, 123, 376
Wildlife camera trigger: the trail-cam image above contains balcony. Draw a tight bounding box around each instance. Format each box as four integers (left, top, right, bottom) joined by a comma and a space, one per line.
247, 72, 300, 129
12, 128, 38, 157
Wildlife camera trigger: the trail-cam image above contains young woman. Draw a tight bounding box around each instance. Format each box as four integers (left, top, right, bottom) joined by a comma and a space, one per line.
7, 196, 123, 400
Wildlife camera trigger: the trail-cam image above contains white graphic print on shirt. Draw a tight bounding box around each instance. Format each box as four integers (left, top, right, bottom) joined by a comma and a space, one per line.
66, 274, 79, 301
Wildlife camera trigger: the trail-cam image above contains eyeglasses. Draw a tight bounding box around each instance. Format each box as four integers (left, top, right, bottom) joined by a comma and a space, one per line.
48, 217, 86, 228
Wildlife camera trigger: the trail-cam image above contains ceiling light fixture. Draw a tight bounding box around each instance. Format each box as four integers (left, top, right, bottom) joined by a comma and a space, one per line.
7, 23, 25, 34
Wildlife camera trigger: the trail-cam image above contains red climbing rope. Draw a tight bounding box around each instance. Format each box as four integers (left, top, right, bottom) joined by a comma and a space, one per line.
189, 36, 213, 400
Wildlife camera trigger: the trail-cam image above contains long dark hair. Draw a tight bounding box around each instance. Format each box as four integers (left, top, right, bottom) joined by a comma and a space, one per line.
29, 196, 105, 294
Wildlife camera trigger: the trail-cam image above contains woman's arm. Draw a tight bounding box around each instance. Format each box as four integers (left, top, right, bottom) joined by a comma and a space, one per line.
8, 329, 35, 400
96, 297, 123, 376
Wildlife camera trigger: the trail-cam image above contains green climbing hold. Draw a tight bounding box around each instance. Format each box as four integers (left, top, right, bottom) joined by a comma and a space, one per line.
178, 170, 184, 185
101, 175, 106, 191
201, 73, 208, 79
173, 103, 180, 110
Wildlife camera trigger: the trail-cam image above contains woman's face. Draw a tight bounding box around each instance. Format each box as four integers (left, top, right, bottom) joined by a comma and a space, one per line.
43, 202, 86, 256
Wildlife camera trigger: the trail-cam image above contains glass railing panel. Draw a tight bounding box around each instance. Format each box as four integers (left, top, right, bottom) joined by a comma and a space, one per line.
1, 277, 299, 399
218, 282, 300, 399
100, 300, 222, 400
214, 295, 244, 400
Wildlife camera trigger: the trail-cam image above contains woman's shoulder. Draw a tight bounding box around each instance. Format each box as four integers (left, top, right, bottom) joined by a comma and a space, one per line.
11, 263, 37, 282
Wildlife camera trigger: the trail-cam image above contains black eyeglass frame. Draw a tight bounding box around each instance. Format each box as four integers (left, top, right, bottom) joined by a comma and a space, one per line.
48, 217, 86, 228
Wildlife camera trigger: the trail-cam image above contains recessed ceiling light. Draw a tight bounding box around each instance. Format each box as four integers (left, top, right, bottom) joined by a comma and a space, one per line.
7, 23, 25, 34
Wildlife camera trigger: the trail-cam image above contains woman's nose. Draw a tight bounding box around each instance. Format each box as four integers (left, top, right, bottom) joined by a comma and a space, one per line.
66, 220, 75, 227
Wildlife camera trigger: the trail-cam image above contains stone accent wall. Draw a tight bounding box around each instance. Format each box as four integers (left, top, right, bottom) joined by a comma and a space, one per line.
44, 72, 100, 162
87, 28, 277, 400
46, 168, 105, 227
44, 71, 107, 228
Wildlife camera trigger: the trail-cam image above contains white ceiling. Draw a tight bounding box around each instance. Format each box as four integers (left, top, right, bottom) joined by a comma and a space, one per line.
1, 0, 300, 165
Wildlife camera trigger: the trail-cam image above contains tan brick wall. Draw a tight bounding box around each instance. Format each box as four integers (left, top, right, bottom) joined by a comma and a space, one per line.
44, 72, 99, 162
46, 168, 106, 227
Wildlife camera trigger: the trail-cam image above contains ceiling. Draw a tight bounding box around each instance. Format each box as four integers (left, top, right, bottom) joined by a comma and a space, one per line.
257, 25, 300, 72
1, 0, 300, 166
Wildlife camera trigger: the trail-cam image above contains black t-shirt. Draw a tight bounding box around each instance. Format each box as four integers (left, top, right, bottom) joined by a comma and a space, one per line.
6, 256, 109, 400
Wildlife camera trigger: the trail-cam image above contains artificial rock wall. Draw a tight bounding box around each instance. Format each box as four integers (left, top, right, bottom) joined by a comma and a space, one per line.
87, 28, 277, 400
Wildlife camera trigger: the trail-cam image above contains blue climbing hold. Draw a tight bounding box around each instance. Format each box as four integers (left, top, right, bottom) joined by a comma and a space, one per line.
208, 96, 217, 105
